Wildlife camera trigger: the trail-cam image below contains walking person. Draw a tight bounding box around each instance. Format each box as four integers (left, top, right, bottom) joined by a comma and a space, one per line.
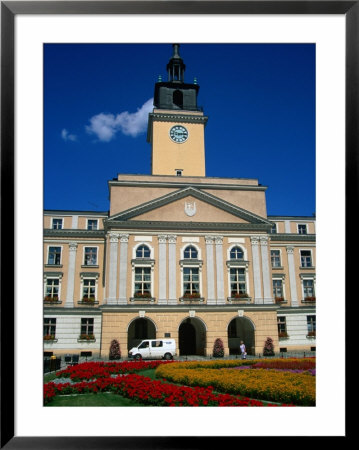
240, 340, 247, 359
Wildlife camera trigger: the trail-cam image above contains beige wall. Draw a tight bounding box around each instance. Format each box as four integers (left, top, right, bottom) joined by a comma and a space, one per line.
100, 310, 279, 357
151, 116, 206, 177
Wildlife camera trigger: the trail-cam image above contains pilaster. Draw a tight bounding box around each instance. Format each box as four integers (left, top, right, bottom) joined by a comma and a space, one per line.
118, 234, 129, 304
65, 242, 77, 308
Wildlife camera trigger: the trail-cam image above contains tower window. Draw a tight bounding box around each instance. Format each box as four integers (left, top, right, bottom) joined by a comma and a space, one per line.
173, 90, 183, 108
176, 169, 183, 176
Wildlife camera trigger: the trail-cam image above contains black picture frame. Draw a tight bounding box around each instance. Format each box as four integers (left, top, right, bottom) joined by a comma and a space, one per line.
1, 1, 353, 447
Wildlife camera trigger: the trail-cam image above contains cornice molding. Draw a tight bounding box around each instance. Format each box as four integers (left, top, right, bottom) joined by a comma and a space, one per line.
44, 229, 106, 238
106, 221, 271, 232
108, 179, 268, 192
270, 234, 316, 242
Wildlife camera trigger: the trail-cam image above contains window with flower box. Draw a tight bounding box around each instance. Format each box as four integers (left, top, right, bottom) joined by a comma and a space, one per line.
301, 275, 316, 302
131, 244, 155, 301
44, 273, 62, 303
226, 245, 250, 302
80, 274, 99, 304
79, 318, 95, 340
134, 267, 152, 297
44, 318, 56, 340
273, 278, 284, 302
180, 245, 203, 301
277, 317, 288, 338
307, 315, 316, 337
183, 267, 200, 297
230, 268, 247, 297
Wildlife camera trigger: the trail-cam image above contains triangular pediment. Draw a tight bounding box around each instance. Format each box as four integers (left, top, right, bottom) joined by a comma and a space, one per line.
107, 187, 271, 226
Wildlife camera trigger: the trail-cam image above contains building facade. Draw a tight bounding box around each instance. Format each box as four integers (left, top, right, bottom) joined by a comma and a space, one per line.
44, 45, 316, 358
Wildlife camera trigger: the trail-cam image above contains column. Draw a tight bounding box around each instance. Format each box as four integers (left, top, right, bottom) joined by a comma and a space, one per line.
107, 232, 119, 305
65, 242, 77, 308
168, 235, 177, 304
205, 236, 215, 304
260, 236, 273, 304
286, 246, 299, 307
158, 235, 167, 304
118, 234, 129, 305
251, 236, 262, 303
215, 236, 225, 304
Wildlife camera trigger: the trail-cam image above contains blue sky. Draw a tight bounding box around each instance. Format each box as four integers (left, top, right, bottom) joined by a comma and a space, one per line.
44, 43, 315, 216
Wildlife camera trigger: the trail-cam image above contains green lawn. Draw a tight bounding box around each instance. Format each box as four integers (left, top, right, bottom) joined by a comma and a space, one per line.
46, 392, 145, 407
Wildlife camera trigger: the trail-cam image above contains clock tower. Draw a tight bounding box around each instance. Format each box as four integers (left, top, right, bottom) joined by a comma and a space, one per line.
147, 44, 208, 176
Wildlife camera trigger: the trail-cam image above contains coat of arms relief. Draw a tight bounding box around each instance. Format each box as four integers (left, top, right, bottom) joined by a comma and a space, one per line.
184, 201, 196, 217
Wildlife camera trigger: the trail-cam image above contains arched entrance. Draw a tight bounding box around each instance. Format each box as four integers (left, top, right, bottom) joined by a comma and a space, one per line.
227, 316, 255, 355
127, 317, 156, 351
178, 317, 206, 356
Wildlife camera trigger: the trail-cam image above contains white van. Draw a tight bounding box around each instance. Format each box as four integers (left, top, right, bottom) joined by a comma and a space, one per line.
128, 339, 176, 361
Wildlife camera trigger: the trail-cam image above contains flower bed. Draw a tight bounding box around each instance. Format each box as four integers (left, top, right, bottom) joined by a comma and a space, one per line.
44, 373, 291, 407
155, 358, 315, 406
56, 360, 173, 381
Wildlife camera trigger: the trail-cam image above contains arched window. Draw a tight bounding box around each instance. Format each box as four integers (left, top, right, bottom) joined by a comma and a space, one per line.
230, 246, 244, 260
183, 245, 198, 259
136, 244, 151, 259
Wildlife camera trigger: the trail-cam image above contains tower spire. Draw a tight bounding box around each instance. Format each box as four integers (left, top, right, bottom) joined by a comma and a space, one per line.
167, 43, 186, 82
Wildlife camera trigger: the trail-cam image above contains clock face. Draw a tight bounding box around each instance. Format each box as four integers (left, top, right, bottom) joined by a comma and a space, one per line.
169, 125, 188, 143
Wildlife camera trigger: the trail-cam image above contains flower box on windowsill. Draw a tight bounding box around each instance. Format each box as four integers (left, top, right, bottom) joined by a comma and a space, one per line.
77, 334, 96, 343
43, 335, 58, 343
303, 297, 316, 303
44, 297, 62, 304
78, 298, 99, 305
278, 332, 289, 339
306, 331, 316, 338
275, 297, 286, 304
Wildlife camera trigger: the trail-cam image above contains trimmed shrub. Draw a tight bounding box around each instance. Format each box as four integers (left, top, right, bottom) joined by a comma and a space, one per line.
212, 338, 224, 358
263, 337, 275, 356
109, 339, 121, 360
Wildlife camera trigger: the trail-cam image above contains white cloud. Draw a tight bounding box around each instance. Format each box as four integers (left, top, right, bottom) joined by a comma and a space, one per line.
86, 98, 153, 142
61, 128, 77, 142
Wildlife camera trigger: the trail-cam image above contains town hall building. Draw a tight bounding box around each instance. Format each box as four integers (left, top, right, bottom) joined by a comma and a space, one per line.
43, 45, 316, 359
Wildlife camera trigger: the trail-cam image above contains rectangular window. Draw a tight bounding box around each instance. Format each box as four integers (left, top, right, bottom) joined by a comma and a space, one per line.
270, 223, 277, 234
84, 247, 98, 266
52, 218, 63, 229
300, 250, 312, 267
81, 318, 94, 335
303, 279, 315, 298
82, 279, 96, 300
45, 278, 59, 300
44, 318, 56, 337
230, 267, 246, 296
307, 315, 316, 334
87, 219, 98, 230
183, 267, 200, 296
272, 279, 283, 298
47, 246, 61, 265
134, 267, 151, 296
271, 250, 281, 267
277, 317, 287, 334
298, 224, 308, 234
